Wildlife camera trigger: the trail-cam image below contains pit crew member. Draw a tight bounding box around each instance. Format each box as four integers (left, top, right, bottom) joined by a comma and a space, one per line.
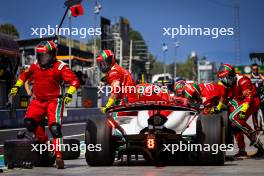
215, 63, 264, 157
96, 50, 137, 114
10, 40, 80, 169
178, 82, 225, 114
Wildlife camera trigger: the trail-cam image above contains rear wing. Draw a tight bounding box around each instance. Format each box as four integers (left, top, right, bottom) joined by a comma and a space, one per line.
106, 103, 197, 114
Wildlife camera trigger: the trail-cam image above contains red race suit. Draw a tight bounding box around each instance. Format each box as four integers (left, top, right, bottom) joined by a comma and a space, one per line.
221, 73, 260, 150
106, 64, 138, 103
19, 61, 79, 157
199, 82, 225, 114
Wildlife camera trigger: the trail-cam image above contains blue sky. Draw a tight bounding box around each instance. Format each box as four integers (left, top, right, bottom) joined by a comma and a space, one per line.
0, 0, 263, 65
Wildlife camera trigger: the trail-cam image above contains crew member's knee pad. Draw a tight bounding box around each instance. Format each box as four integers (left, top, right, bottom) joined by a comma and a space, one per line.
24, 118, 38, 132
49, 123, 62, 138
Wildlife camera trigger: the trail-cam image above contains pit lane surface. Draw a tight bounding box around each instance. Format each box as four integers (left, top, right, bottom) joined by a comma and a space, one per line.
0, 122, 86, 155
0, 122, 86, 146
2, 147, 264, 176
1, 123, 264, 176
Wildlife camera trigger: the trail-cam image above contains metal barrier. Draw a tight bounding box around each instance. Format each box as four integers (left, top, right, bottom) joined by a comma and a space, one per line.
0, 108, 104, 129
81, 86, 98, 108
64, 85, 98, 108
0, 84, 98, 109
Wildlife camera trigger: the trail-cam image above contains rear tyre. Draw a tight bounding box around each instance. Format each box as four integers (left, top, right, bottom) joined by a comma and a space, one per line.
221, 111, 233, 145
4, 139, 55, 167
62, 139, 80, 160
196, 114, 225, 165
85, 116, 115, 166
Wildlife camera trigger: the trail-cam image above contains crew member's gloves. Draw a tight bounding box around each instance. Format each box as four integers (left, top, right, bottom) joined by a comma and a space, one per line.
64, 86, 76, 105
101, 97, 115, 113
211, 101, 224, 113
10, 79, 24, 96
238, 103, 249, 119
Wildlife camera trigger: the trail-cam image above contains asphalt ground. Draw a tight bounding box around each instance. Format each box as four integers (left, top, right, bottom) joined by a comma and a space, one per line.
0, 122, 264, 176
0, 122, 86, 146
1, 144, 264, 176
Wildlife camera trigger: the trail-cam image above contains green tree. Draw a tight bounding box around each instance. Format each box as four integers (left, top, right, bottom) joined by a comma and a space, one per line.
148, 54, 157, 72
0, 23, 20, 38
128, 29, 144, 41
151, 58, 195, 80
150, 59, 164, 75
176, 58, 195, 80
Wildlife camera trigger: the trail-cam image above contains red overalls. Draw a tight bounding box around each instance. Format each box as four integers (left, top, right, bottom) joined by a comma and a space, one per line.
223, 74, 260, 149
19, 61, 79, 157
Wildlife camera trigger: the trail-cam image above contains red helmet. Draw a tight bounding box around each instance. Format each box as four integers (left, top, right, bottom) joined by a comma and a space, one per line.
174, 80, 186, 96
36, 40, 57, 68
183, 83, 201, 100
96, 50, 115, 73
218, 64, 235, 78
218, 64, 236, 87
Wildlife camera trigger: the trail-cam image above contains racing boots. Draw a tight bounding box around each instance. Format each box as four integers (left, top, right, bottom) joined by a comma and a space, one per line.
56, 157, 64, 169
249, 131, 264, 158
249, 148, 264, 158
234, 150, 247, 158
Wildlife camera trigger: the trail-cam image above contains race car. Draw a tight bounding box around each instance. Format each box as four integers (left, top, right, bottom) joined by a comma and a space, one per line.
84, 95, 232, 166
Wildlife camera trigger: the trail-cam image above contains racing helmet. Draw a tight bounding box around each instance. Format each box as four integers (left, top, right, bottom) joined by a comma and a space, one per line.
217, 64, 236, 87
174, 80, 186, 96
183, 83, 201, 100
36, 40, 57, 68
96, 50, 115, 73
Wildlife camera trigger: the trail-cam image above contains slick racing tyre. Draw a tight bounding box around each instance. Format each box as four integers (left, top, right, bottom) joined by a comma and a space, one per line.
4, 139, 55, 168
85, 115, 115, 166
62, 139, 80, 160
221, 111, 233, 145
196, 114, 225, 166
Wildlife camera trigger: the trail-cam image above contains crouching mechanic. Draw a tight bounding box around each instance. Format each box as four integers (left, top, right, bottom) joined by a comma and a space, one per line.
173, 80, 186, 97
215, 63, 264, 157
198, 82, 225, 114
96, 50, 137, 114
177, 83, 202, 109
176, 82, 225, 114
9, 41, 80, 169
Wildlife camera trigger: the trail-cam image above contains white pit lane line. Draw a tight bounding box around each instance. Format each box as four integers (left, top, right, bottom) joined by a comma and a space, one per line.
0, 122, 86, 132
63, 133, 84, 139
0, 133, 85, 147
0, 123, 86, 147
